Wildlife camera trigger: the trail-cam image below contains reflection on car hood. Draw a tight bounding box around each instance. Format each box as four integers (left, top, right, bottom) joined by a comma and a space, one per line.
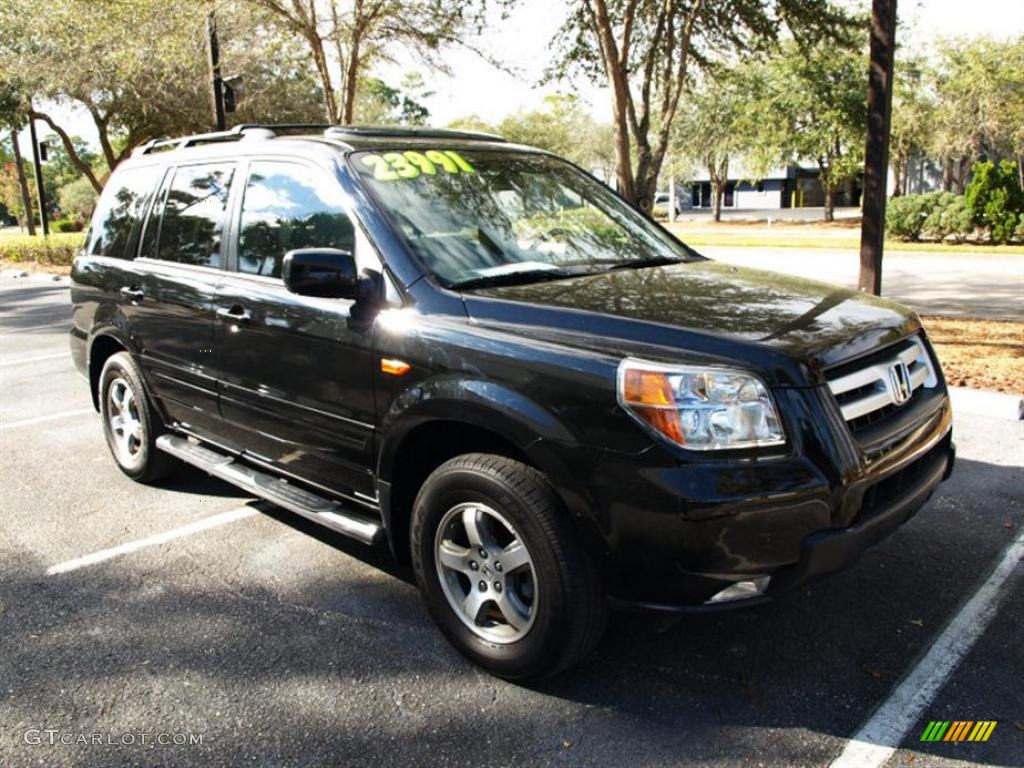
463, 260, 920, 370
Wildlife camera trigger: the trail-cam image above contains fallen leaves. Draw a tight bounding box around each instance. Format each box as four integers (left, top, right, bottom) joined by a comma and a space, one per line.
921, 316, 1024, 394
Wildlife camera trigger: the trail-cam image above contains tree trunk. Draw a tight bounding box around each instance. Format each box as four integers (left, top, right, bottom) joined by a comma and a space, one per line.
712, 181, 723, 222
942, 156, 953, 192
10, 128, 36, 235
30, 111, 103, 193
824, 186, 835, 223
891, 154, 904, 197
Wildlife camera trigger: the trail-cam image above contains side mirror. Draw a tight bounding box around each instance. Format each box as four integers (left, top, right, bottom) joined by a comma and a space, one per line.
282, 248, 358, 299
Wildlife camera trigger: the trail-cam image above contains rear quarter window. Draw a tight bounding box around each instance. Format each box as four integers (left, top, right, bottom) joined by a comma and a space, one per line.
84, 167, 159, 259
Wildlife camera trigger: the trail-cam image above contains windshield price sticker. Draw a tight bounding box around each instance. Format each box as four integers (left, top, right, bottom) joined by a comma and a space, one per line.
362, 150, 475, 182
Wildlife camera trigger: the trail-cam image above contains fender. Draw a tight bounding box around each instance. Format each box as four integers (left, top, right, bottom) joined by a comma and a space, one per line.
82, 314, 136, 410
376, 374, 608, 558
378, 374, 578, 482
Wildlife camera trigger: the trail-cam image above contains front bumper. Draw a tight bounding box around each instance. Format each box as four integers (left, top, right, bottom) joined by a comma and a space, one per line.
598, 387, 955, 612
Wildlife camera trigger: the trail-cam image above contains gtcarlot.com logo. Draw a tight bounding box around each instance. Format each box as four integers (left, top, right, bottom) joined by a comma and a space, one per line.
920, 720, 997, 742
24, 729, 204, 746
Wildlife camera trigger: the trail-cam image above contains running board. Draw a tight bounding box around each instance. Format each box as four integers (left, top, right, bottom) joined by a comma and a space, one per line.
156, 434, 384, 545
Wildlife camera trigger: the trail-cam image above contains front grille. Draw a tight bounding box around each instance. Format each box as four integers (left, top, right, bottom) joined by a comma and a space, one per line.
826, 335, 937, 439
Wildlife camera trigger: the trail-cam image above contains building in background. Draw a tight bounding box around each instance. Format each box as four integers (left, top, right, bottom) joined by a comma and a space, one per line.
684, 163, 862, 210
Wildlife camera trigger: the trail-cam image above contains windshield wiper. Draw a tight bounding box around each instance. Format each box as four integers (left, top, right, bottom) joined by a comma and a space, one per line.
601, 256, 686, 272
450, 267, 578, 290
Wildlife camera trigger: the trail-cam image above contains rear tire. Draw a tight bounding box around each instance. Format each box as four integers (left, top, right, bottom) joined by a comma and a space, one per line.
99, 352, 175, 483
411, 453, 607, 680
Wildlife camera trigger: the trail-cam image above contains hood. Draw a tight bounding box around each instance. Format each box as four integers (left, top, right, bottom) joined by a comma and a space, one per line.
462, 260, 920, 377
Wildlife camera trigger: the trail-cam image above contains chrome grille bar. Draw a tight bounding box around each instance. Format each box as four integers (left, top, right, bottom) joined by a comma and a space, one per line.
827, 336, 936, 422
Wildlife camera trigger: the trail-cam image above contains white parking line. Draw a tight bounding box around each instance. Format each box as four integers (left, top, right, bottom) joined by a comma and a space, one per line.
47, 506, 260, 575
0, 322, 71, 334
0, 408, 95, 431
0, 352, 69, 368
830, 528, 1024, 768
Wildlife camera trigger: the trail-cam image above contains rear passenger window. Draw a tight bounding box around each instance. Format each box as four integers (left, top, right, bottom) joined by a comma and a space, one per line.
85, 168, 157, 259
238, 162, 354, 278
154, 163, 235, 268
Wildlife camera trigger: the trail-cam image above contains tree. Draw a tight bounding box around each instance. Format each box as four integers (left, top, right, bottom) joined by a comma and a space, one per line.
355, 72, 434, 125
754, 41, 868, 222
449, 94, 616, 176
671, 67, 762, 221
889, 55, 935, 197
930, 36, 1024, 193
0, 0, 326, 192
549, 0, 856, 210
246, 0, 503, 125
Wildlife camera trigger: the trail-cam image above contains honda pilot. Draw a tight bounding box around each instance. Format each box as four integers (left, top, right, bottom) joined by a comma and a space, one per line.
71, 125, 955, 679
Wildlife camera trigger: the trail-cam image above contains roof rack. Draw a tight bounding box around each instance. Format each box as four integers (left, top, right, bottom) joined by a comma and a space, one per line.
132, 124, 332, 157
131, 123, 505, 157
323, 126, 507, 143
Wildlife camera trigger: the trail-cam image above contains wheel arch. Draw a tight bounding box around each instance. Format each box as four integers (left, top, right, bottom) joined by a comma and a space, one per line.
87, 332, 131, 410
376, 384, 602, 565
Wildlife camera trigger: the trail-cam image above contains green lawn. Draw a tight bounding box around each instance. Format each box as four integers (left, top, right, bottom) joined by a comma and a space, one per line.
666, 226, 1021, 255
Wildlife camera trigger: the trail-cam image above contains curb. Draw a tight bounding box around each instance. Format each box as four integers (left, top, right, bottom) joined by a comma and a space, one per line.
949, 387, 1024, 421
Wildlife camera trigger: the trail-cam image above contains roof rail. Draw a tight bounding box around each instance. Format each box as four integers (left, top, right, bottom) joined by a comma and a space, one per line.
130, 123, 506, 158
323, 125, 506, 143
131, 124, 334, 157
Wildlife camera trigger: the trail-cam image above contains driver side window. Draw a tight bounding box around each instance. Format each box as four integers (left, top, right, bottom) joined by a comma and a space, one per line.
238, 161, 355, 279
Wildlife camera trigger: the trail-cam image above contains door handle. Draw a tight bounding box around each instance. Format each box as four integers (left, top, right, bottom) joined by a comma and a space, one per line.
119, 286, 144, 303
216, 306, 251, 324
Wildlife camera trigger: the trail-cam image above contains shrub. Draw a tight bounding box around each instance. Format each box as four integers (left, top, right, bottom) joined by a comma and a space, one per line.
964, 160, 1024, 244
1015, 212, 1024, 244
0, 233, 85, 266
922, 193, 974, 243
58, 177, 97, 222
52, 218, 85, 233
886, 192, 942, 241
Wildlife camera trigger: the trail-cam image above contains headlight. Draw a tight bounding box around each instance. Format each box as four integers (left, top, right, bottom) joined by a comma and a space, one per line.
616, 358, 785, 450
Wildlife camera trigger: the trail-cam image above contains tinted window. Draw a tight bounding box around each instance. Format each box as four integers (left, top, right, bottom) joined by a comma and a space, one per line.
352, 149, 696, 287
85, 167, 157, 259
238, 162, 354, 278
156, 163, 235, 267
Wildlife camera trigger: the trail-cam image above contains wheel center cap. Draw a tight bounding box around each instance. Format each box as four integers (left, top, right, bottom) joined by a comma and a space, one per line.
480, 563, 494, 579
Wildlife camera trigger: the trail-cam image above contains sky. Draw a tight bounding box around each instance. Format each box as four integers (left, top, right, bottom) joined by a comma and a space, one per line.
14, 0, 1024, 155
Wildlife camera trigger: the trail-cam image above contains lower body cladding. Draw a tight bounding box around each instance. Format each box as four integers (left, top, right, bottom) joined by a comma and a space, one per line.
594, 395, 955, 612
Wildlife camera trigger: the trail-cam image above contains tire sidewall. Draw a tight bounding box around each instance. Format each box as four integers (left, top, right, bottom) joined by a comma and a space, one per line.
99, 353, 160, 481
412, 463, 573, 679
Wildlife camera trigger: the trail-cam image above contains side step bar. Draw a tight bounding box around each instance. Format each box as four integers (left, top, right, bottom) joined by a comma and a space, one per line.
156, 434, 384, 545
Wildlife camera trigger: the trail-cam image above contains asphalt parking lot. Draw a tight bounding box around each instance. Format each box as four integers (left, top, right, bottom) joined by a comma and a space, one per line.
1, 273, 1022, 768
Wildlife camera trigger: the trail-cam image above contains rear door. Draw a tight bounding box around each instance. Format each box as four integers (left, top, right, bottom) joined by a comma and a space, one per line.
210, 158, 378, 500
127, 161, 236, 435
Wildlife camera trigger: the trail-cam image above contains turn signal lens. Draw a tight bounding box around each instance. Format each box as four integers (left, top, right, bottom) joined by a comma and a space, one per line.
380, 358, 411, 376
617, 359, 785, 450
622, 368, 674, 406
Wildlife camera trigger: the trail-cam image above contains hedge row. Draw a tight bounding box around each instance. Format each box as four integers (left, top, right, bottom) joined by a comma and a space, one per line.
887, 161, 1024, 244
0, 233, 85, 266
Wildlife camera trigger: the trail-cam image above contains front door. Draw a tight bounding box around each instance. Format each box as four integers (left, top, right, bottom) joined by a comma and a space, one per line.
211, 159, 378, 500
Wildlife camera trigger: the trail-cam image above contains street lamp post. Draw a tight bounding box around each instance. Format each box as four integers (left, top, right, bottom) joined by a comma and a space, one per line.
27, 113, 49, 236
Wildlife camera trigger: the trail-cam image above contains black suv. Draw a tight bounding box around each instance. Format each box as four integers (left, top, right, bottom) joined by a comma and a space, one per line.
72, 125, 955, 679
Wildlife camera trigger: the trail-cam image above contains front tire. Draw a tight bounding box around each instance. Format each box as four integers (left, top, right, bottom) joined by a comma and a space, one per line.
99, 352, 175, 483
411, 453, 607, 680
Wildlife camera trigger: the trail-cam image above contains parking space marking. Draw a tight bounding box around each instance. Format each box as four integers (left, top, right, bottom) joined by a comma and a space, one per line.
0, 322, 71, 334
0, 351, 69, 368
829, 528, 1024, 768
0, 408, 95, 431
46, 505, 261, 575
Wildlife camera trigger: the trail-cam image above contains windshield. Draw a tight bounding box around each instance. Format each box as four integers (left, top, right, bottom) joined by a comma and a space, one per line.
351, 148, 698, 288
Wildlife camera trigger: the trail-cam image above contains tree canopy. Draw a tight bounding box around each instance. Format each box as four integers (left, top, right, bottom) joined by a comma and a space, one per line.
548, 0, 857, 209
